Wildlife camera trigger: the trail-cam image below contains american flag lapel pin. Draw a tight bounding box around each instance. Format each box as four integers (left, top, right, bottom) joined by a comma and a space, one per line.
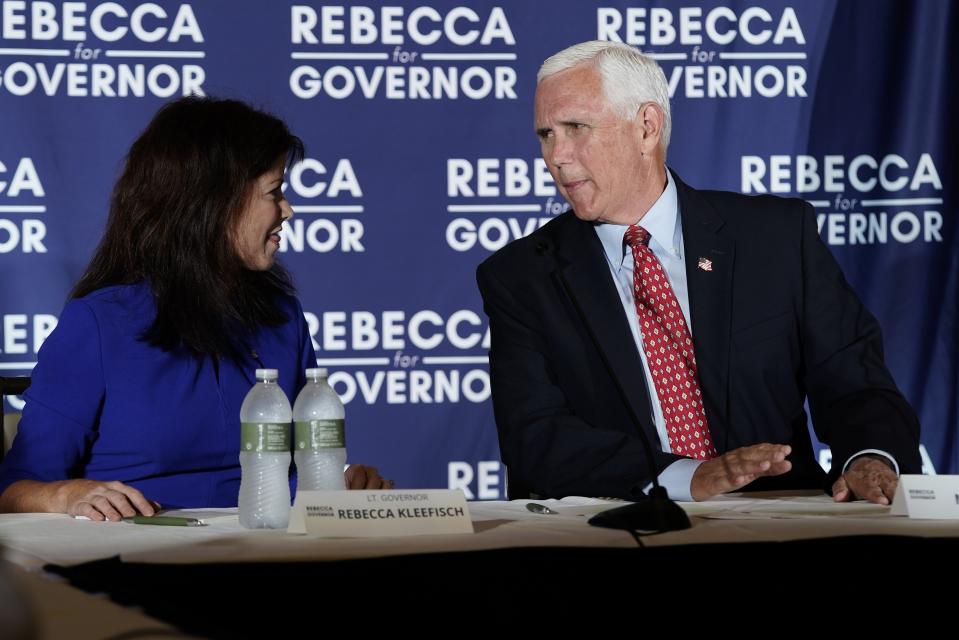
697, 257, 713, 272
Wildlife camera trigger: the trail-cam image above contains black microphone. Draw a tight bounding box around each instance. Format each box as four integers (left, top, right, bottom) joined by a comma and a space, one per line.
536, 239, 690, 533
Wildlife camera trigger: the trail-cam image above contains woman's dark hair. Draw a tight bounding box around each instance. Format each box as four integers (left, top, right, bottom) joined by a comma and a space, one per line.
72, 96, 305, 358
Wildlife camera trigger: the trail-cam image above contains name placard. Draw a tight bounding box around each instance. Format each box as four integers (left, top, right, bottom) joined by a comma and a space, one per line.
890, 474, 959, 519
287, 489, 473, 537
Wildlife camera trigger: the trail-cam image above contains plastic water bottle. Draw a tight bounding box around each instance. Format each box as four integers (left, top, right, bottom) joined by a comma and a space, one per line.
238, 368, 292, 529
293, 368, 347, 492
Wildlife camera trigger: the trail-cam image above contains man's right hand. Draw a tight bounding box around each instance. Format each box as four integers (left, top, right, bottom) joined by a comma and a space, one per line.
689, 443, 792, 501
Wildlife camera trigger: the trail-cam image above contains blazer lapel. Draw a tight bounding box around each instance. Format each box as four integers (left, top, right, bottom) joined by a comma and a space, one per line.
551, 216, 658, 444
674, 174, 735, 452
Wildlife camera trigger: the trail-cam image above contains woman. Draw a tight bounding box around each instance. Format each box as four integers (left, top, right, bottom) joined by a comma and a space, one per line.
0, 97, 389, 521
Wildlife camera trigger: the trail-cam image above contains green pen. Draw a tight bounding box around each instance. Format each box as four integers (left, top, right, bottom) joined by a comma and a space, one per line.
122, 515, 207, 527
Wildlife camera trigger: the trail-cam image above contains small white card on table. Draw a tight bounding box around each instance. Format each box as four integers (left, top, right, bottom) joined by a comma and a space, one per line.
890, 474, 959, 519
287, 489, 473, 536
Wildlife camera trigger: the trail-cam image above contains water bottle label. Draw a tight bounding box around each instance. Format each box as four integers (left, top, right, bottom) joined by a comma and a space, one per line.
240, 422, 291, 452
294, 419, 345, 449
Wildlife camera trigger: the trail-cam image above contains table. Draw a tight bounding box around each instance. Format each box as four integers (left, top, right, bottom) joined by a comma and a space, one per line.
3, 492, 956, 637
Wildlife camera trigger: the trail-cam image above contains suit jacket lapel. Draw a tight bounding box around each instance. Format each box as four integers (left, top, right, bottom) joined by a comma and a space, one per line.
674, 174, 735, 452
551, 215, 658, 445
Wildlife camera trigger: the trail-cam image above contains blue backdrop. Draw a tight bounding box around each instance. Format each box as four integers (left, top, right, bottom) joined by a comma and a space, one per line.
1, 0, 955, 498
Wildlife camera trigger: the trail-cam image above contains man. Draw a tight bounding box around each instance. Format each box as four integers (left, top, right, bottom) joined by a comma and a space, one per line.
476, 41, 920, 504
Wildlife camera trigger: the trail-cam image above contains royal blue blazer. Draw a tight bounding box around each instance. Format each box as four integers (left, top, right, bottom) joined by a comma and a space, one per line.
0, 283, 316, 508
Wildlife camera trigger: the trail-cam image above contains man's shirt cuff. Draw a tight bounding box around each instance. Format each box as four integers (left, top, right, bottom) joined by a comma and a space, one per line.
841, 449, 899, 475
643, 458, 703, 502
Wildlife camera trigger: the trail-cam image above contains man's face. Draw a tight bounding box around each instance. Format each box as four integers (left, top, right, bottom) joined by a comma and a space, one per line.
534, 64, 648, 225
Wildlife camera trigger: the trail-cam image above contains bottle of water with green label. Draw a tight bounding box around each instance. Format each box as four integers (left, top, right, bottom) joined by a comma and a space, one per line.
238, 368, 292, 529
293, 368, 347, 492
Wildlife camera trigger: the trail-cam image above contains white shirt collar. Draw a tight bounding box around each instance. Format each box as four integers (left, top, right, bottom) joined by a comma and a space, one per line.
594, 167, 682, 269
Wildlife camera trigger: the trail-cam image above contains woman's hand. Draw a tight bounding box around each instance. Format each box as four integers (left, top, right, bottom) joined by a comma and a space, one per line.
344, 465, 395, 490
0, 479, 159, 521
57, 479, 160, 521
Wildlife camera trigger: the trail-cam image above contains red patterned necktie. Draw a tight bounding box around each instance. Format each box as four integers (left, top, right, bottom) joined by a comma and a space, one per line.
624, 224, 717, 460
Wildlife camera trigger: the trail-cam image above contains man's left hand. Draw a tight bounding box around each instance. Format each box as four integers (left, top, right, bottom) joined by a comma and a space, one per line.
832, 455, 897, 505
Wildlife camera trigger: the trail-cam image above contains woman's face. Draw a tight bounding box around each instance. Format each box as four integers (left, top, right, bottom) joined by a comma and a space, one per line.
234, 159, 292, 271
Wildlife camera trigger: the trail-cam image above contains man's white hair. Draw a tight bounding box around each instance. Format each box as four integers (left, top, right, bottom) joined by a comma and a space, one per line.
538, 40, 672, 149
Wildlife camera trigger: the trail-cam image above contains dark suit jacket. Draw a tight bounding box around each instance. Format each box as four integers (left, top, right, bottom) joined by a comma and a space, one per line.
476, 173, 921, 500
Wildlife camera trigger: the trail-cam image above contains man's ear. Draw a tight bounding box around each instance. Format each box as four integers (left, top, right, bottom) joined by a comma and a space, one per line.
636, 102, 664, 153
